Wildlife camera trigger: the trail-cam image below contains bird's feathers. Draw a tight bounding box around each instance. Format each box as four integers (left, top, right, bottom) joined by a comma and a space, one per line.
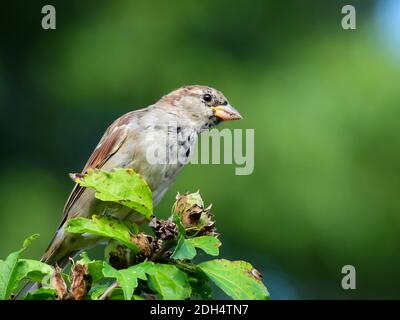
60, 112, 133, 229
42, 85, 238, 267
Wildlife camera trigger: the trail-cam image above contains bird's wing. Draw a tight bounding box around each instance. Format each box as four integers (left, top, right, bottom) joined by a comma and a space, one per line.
58, 112, 134, 230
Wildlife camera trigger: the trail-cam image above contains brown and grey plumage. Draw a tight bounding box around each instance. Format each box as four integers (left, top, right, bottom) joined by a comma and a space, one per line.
42, 85, 242, 266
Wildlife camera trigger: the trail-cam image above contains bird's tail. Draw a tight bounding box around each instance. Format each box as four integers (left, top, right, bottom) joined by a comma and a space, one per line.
13, 281, 41, 300
40, 228, 74, 267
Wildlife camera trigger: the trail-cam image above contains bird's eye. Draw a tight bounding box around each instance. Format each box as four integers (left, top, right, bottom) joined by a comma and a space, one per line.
203, 94, 212, 102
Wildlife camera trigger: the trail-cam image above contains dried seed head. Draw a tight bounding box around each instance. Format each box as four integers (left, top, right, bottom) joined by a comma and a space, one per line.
149, 217, 179, 240
71, 263, 91, 300
172, 192, 218, 237
132, 233, 158, 258
108, 243, 133, 269
52, 265, 68, 300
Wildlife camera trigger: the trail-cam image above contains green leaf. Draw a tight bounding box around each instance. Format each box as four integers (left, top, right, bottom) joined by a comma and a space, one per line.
23, 288, 56, 300
102, 262, 148, 300
170, 214, 195, 260
16, 259, 54, 283
173, 214, 186, 236
78, 252, 104, 284
0, 234, 40, 300
108, 288, 125, 300
171, 236, 196, 260
188, 275, 213, 300
88, 283, 110, 300
0, 253, 24, 300
171, 236, 221, 260
144, 264, 191, 300
21, 234, 40, 248
76, 168, 153, 219
186, 236, 221, 256
198, 259, 269, 300
106, 288, 144, 300
66, 215, 138, 252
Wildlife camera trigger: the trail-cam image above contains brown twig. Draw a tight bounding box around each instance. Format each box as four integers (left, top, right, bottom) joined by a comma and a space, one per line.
150, 239, 175, 262
99, 281, 118, 300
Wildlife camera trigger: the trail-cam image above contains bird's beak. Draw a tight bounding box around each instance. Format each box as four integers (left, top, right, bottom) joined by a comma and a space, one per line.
211, 104, 242, 121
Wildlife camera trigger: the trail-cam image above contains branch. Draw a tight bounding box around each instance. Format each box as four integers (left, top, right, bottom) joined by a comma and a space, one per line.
99, 281, 118, 300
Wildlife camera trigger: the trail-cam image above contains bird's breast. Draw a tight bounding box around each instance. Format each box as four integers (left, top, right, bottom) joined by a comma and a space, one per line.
112, 124, 198, 206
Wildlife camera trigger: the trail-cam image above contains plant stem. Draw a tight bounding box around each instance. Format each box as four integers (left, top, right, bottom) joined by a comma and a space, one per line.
99, 281, 118, 300
173, 260, 198, 274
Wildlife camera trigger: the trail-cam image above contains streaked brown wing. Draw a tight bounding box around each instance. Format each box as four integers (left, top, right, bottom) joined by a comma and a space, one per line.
58, 113, 133, 230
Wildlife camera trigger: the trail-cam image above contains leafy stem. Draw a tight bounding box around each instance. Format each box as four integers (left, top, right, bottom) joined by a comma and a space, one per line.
2, 168, 269, 300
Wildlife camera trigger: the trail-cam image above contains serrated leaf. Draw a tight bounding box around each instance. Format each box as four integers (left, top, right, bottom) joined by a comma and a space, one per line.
102, 262, 148, 300
171, 236, 196, 260
187, 236, 221, 256
66, 215, 138, 252
78, 252, 104, 284
198, 259, 269, 300
144, 264, 191, 300
76, 168, 153, 219
16, 259, 54, 283
171, 236, 221, 260
0, 234, 41, 300
170, 214, 195, 260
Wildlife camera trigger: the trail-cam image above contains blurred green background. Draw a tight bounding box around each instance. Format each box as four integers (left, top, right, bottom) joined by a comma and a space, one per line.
1, 0, 400, 299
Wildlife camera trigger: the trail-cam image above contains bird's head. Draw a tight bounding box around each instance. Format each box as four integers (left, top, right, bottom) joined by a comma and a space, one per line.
160, 85, 242, 131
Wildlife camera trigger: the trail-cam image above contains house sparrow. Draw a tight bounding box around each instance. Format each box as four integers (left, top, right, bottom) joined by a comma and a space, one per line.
42, 85, 241, 266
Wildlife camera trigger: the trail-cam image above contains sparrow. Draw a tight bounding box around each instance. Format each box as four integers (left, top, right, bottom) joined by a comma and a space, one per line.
42, 85, 242, 267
